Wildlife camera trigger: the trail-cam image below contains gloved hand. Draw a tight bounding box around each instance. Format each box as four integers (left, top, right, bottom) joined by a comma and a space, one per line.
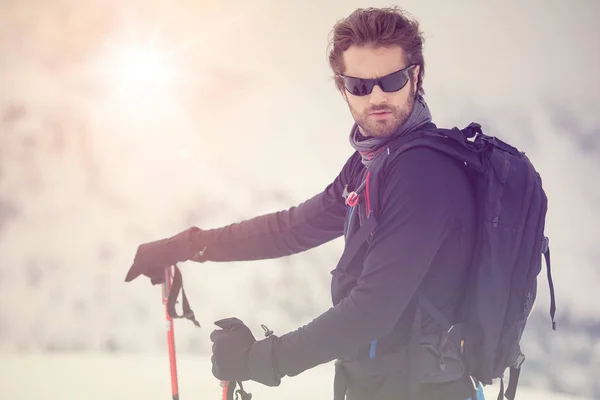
124, 227, 209, 285
210, 317, 282, 387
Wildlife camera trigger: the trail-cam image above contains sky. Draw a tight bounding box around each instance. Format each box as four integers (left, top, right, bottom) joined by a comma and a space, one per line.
0, 0, 599, 398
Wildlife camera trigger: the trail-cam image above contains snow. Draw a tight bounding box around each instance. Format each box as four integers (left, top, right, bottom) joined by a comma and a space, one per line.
0, 353, 593, 400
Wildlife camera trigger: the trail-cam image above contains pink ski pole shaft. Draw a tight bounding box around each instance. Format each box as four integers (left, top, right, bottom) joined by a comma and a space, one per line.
162, 265, 180, 400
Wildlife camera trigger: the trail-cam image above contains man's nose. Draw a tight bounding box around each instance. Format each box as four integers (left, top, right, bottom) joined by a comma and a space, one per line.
369, 84, 388, 104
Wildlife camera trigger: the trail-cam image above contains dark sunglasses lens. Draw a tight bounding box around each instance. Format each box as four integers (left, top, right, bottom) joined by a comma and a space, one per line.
379, 71, 409, 92
343, 77, 375, 96
343, 69, 410, 96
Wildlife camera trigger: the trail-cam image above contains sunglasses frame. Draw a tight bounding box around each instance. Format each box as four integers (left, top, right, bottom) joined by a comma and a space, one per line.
337, 64, 416, 96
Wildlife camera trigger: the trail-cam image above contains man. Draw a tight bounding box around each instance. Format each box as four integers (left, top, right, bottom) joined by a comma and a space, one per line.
125, 6, 484, 400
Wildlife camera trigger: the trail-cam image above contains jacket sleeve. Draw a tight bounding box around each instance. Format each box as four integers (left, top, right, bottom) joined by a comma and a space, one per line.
271, 147, 472, 377
200, 154, 357, 262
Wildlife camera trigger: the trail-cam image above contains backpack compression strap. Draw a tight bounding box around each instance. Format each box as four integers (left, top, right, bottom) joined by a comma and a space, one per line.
502, 240, 556, 400
543, 238, 557, 331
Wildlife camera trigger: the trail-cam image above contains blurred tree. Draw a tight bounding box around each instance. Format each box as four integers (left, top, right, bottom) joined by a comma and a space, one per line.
0, 104, 24, 236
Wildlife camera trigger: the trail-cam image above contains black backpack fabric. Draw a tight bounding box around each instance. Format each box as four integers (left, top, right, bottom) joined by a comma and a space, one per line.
333, 122, 556, 400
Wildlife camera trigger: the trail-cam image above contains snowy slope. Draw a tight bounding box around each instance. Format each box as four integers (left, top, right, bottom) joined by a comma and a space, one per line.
0, 354, 595, 400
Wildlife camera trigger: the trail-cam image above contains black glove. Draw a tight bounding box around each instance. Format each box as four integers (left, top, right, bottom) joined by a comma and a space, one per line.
210, 317, 282, 387
124, 227, 209, 285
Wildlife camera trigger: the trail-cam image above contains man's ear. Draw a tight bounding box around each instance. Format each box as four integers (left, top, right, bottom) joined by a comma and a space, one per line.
412, 64, 420, 79
409, 65, 420, 95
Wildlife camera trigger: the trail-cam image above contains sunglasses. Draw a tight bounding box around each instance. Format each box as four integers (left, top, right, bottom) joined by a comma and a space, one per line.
337, 64, 416, 96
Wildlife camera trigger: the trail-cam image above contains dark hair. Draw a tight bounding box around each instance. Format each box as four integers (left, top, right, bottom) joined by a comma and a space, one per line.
327, 6, 426, 96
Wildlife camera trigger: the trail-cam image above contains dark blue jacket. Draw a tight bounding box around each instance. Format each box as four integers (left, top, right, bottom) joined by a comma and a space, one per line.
202, 124, 477, 381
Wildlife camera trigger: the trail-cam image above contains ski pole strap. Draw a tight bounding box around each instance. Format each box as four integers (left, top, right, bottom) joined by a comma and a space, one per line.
544, 245, 557, 330
223, 381, 252, 400
167, 264, 201, 328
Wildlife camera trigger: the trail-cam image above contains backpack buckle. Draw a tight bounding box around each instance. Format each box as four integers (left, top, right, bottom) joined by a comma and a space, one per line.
541, 236, 549, 254
464, 122, 482, 138
346, 192, 360, 207
439, 353, 446, 372
513, 352, 526, 369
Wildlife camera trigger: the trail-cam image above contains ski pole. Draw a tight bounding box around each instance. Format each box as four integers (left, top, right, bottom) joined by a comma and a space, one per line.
161, 264, 252, 400
162, 265, 180, 400
222, 380, 252, 400
220, 326, 273, 400
221, 380, 235, 400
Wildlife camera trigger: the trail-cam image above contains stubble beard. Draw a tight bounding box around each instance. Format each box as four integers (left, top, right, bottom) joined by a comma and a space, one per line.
351, 86, 416, 138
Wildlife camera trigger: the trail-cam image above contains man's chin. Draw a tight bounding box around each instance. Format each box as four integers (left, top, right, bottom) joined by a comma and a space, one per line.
362, 123, 401, 138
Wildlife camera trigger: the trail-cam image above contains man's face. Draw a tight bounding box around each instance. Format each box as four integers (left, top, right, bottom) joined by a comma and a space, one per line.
340, 44, 419, 138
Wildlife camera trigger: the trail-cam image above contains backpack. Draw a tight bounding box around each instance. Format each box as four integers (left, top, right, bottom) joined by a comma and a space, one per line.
333, 122, 557, 400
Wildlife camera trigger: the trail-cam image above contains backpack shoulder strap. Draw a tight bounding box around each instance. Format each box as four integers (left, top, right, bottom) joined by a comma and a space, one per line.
335, 122, 488, 275
333, 211, 378, 272
385, 123, 487, 174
